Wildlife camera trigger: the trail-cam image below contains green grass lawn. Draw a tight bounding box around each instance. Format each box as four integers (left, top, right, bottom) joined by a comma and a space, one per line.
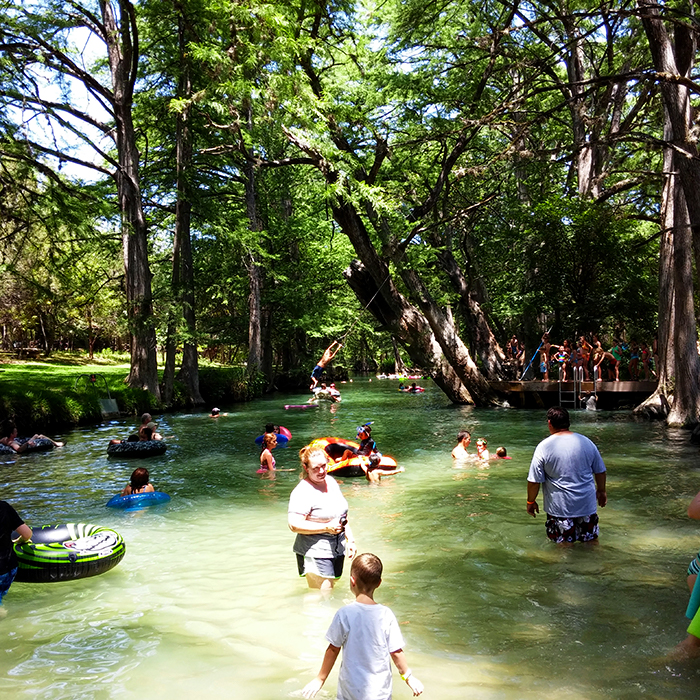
0, 355, 160, 431
0, 352, 257, 432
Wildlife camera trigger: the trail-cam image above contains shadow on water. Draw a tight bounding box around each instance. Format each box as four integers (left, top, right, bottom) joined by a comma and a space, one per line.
1, 377, 700, 698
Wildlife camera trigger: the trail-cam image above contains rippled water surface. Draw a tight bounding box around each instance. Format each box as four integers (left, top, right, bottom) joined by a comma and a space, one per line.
1, 378, 700, 698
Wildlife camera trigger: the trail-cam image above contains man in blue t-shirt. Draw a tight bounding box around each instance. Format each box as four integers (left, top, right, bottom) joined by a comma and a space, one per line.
526, 406, 607, 543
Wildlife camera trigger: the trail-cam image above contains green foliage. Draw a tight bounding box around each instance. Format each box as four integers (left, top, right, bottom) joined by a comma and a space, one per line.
0, 0, 673, 389
477, 197, 658, 341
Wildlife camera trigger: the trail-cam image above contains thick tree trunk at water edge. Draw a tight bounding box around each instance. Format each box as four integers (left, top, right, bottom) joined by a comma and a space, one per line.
344, 260, 498, 405
103, 0, 160, 399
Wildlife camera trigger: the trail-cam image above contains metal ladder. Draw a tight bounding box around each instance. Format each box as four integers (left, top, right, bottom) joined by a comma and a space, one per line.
558, 365, 581, 408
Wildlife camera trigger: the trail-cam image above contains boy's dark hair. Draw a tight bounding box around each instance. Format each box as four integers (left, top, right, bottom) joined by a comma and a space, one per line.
547, 406, 570, 430
265, 423, 275, 434
457, 430, 471, 442
140, 426, 153, 441
351, 553, 383, 591
496, 446, 507, 457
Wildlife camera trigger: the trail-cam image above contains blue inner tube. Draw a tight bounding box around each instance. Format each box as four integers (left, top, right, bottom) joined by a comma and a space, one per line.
106, 491, 171, 510
14, 523, 126, 583
254, 433, 289, 446
107, 440, 167, 458
0, 443, 14, 456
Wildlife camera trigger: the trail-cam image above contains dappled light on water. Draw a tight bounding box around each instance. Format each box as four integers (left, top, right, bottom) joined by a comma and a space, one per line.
1, 379, 699, 697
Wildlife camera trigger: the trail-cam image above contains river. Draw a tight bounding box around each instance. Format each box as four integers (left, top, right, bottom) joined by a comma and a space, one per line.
0, 378, 698, 698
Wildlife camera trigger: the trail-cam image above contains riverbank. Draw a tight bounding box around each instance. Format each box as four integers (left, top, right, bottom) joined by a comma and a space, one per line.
0, 353, 266, 432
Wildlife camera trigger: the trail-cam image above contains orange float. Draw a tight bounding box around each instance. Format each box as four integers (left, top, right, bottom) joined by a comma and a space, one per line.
307, 437, 404, 478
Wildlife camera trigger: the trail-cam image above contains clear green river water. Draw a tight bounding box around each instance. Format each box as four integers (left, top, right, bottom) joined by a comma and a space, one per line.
1, 378, 699, 699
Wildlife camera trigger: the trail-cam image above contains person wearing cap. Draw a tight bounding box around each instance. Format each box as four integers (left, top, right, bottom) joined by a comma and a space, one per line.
210, 407, 221, 418
340, 424, 382, 482
138, 413, 152, 438
139, 417, 163, 441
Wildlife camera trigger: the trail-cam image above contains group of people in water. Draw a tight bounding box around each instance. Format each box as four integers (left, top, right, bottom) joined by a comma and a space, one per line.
451, 431, 509, 462
258, 422, 386, 482
109, 413, 164, 445
506, 333, 658, 382
308, 382, 342, 403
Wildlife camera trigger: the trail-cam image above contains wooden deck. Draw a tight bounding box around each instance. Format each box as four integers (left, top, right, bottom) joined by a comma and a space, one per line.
489, 380, 657, 409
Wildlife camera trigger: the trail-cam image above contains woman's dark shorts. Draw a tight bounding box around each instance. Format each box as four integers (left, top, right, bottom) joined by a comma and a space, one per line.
296, 554, 344, 579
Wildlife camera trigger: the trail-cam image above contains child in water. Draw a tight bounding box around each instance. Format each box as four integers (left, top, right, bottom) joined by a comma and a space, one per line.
302, 552, 424, 698
340, 423, 382, 482
121, 467, 155, 496
258, 433, 277, 473
475, 438, 490, 461
357, 424, 382, 482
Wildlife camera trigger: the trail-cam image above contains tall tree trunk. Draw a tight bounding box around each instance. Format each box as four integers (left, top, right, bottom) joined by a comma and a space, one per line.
104, 0, 159, 398
435, 248, 505, 378
392, 337, 406, 374
343, 260, 474, 402
336, 197, 498, 405
667, 180, 700, 425
243, 101, 264, 379
261, 304, 274, 388
640, 0, 700, 275
174, 12, 203, 405
162, 315, 177, 405
636, 125, 675, 419
638, 0, 700, 424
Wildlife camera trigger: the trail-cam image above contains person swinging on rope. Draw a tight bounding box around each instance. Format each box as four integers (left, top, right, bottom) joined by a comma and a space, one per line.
310, 341, 343, 390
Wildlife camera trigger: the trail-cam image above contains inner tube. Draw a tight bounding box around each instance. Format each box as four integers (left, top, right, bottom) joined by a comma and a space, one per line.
106, 491, 171, 510
14, 523, 126, 583
107, 440, 167, 458
16, 437, 55, 452
0, 444, 14, 456
254, 430, 290, 446
308, 438, 404, 478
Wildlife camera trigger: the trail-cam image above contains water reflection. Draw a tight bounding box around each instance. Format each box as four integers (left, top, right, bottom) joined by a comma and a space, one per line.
0, 379, 699, 697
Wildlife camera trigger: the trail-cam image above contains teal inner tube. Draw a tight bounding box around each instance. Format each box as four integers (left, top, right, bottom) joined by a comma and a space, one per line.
107, 440, 167, 458
14, 523, 126, 583
106, 491, 171, 510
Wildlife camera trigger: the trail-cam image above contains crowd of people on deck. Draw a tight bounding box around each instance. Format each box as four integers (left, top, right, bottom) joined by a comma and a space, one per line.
506, 333, 658, 382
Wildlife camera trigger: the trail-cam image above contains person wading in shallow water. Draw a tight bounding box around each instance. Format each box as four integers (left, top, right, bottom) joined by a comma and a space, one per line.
526, 406, 607, 544
288, 446, 356, 591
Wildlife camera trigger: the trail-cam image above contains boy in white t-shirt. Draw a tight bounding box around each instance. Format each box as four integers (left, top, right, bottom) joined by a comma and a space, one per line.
302, 553, 423, 700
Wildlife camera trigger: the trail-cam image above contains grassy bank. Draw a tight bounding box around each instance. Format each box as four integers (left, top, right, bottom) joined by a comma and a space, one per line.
0, 353, 260, 433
